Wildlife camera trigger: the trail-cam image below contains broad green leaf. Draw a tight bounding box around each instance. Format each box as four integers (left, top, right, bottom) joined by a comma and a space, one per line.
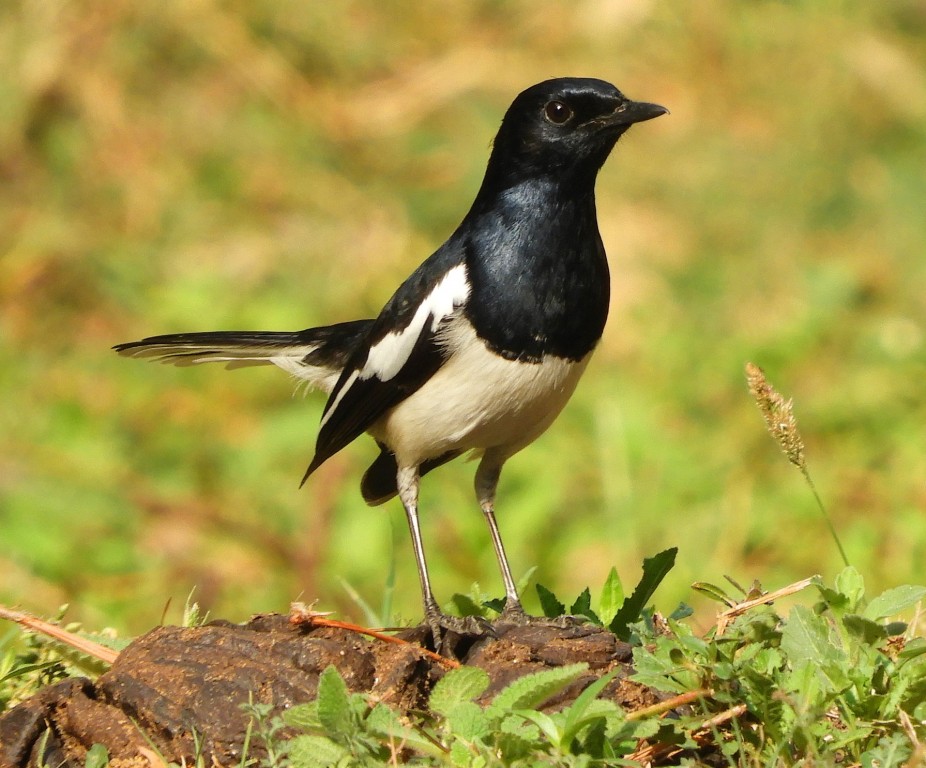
597, 568, 625, 626
781, 605, 842, 667
610, 548, 678, 640
449, 741, 477, 767
536, 584, 566, 618
489, 662, 588, 715
483, 597, 506, 613
364, 701, 404, 736
287, 734, 350, 768
84, 744, 109, 768
366, 703, 447, 756
282, 702, 321, 731
863, 585, 926, 621
430, 666, 490, 716
445, 700, 491, 741
449, 593, 486, 618
815, 583, 850, 614
493, 729, 537, 762
842, 614, 887, 645
570, 587, 595, 620
782, 606, 850, 694
316, 665, 353, 738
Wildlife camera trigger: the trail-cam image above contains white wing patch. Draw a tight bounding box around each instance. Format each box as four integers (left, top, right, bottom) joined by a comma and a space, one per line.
320, 264, 470, 428
363, 264, 470, 382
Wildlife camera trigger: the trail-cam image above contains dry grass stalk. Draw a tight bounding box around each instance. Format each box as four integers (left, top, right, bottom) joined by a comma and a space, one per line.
714, 576, 817, 637
0, 605, 119, 665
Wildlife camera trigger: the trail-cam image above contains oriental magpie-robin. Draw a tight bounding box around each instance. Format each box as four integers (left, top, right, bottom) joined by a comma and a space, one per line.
115, 78, 667, 637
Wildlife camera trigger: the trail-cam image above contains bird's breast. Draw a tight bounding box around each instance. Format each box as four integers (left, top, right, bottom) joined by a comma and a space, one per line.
370, 317, 589, 467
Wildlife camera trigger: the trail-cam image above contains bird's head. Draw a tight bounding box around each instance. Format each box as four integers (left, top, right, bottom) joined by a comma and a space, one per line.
486, 77, 667, 189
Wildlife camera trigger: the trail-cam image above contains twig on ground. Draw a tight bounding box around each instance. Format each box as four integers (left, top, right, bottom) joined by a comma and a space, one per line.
0, 605, 119, 665
625, 688, 713, 721
288, 602, 460, 668
628, 702, 749, 763
714, 576, 817, 636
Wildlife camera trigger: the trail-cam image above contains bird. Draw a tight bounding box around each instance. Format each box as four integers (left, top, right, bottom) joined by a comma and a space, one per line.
115, 77, 667, 640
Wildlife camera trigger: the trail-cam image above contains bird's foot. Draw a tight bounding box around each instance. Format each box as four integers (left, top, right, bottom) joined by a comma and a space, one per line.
415, 601, 593, 657
495, 600, 591, 629
430, 612, 496, 638
419, 601, 497, 656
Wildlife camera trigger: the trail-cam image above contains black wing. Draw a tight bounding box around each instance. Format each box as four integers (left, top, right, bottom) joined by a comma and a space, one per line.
301, 251, 470, 482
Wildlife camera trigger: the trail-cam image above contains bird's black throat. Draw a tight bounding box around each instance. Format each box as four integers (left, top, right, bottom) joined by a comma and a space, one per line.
461, 177, 610, 363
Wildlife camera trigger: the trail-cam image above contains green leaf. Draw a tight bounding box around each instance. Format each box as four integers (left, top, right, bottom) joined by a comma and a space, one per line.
449, 741, 477, 767
563, 701, 621, 752
570, 587, 597, 621
536, 583, 566, 618
450, 593, 488, 617
863, 585, 926, 621
610, 548, 678, 639
483, 597, 505, 613
84, 744, 109, 768
493, 728, 537, 762
843, 614, 888, 645
898, 637, 926, 661
860, 732, 913, 768
489, 662, 588, 716
364, 701, 404, 737
366, 703, 447, 756
516, 566, 538, 592
282, 702, 321, 731
514, 708, 562, 745
690, 581, 736, 607
835, 566, 866, 612
287, 734, 350, 768
561, 669, 618, 744
445, 700, 491, 741
315, 665, 353, 738
781, 605, 842, 667
430, 666, 490, 716
597, 568, 625, 626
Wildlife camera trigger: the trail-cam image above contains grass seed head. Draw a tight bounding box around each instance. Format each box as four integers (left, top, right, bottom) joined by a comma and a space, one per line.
745, 362, 806, 470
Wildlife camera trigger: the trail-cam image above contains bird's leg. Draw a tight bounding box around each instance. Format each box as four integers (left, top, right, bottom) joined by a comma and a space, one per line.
475, 456, 525, 620
398, 464, 494, 649
396, 465, 443, 636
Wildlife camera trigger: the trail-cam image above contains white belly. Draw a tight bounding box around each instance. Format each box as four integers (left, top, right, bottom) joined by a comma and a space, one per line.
371, 322, 590, 467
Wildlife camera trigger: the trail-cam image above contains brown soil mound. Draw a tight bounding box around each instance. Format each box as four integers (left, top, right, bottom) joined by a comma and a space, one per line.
0, 615, 659, 766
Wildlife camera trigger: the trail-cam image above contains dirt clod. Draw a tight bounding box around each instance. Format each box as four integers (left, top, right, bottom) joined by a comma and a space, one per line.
0, 615, 658, 766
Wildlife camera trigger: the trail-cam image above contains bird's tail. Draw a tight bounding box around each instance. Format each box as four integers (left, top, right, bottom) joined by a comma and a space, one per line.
114, 319, 374, 394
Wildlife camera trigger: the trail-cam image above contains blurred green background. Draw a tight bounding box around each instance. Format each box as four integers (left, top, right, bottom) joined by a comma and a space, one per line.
1, 1, 924, 634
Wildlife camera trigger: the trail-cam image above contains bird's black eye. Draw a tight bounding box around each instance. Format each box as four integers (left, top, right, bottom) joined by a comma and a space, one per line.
543, 100, 573, 125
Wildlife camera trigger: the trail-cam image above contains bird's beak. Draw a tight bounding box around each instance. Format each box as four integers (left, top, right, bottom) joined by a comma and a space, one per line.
605, 99, 669, 127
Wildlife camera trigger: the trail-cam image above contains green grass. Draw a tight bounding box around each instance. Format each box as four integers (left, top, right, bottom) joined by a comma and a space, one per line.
1, 1, 926, 635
